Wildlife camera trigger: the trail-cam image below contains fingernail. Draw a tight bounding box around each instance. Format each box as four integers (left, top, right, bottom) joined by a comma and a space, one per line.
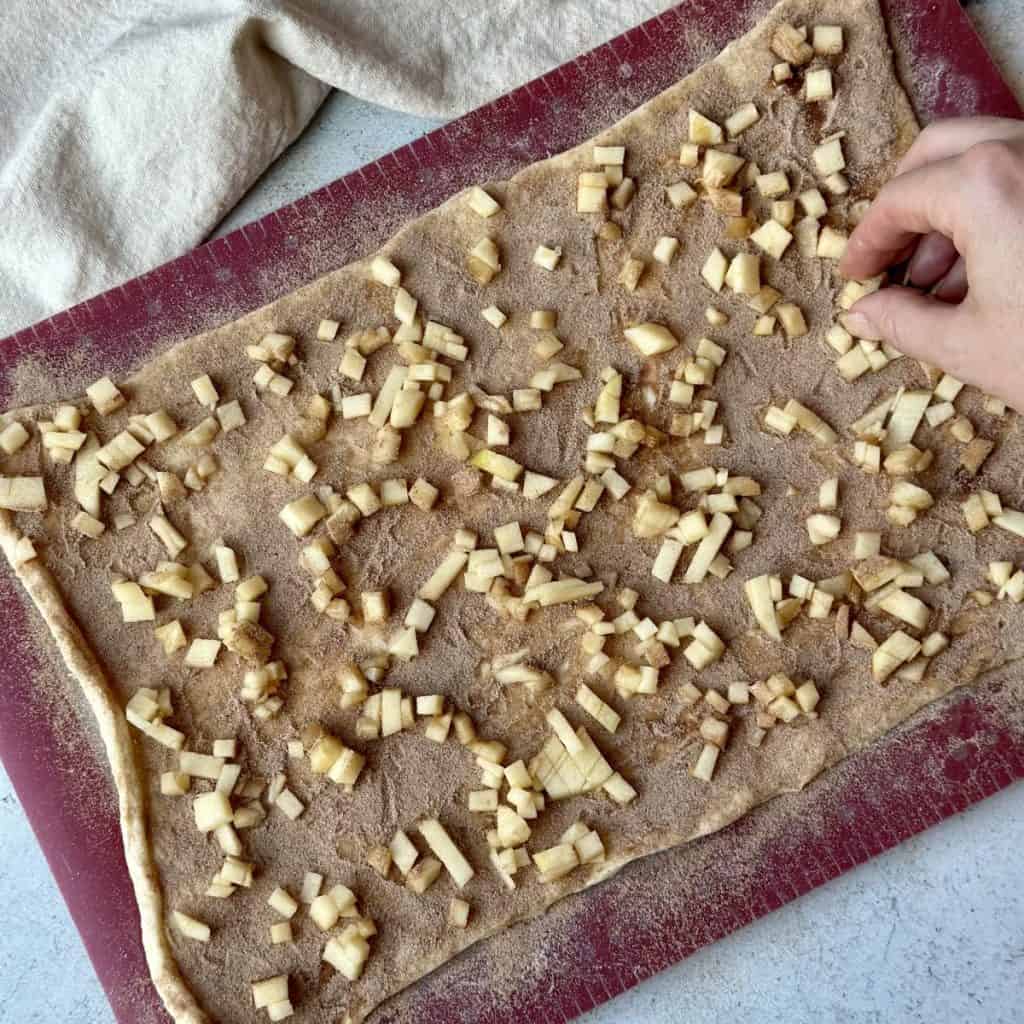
842, 311, 883, 342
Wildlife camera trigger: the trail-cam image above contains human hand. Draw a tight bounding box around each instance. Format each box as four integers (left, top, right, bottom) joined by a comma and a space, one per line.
839, 116, 1024, 411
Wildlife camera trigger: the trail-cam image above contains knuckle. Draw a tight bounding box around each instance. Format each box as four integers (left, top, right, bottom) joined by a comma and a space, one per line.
962, 139, 1024, 193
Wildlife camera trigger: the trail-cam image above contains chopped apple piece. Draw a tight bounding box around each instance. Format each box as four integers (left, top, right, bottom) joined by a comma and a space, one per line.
618, 256, 645, 291
853, 531, 881, 560
666, 180, 698, 209
316, 318, 341, 342
468, 790, 499, 813
194, 791, 233, 833
467, 186, 500, 218
418, 819, 475, 889
703, 149, 745, 188
750, 219, 793, 259
373, 836, 416, 887
69, 510, 103, 538
962, 494, 990, 533
772, 23, 813, 65
0, 421, 29, 455
323, 932, 371, 982
813, 138, 846, 176
795, 190, 827, 223
651, 537, 683, 584
160, 772, 190, 796
481, 305, 507, 329
406, 857, 443, 895
679, 142, 701, 167
470, 449, 522, 482
784, 399, 837, 444
725, 102, 759, 137
51, 410, 89, 445
813, 24, 844, 54
252, 976, 289, 1011
448, 898, 471, 929
872, 629, 922, 684
961, 437, 994, 476
818, 477, 839, 510
806, 513, 841, 546
609, 177, 636, 210
172, 911, 211, 943
837, 345, 871, 382
724, 252, 760, 295
533, 245, 562, 271
879, 589, 930, 630
768, 202, 795, 231
805, 68, 834, 102
188, 374, 218, 410
623, 322, 678, 357
266, 887, 299, 920
112, 580, 155, 622
684, 513, 732, 583
745, 575, 781, 640
652, 235, 680, 265
691, 743, 720, 782
86, 376, 126, 416
773, 61, 793, 83
890, 480, 933, 510
634, 491, 680, 537
756, 171, 790, 197
533, 843, 580, 882
185, 638, 221, 669
688, 109, 723, 145
279, 494, 327, 537
701, 247, 728, 292
994, 509, 1024, 539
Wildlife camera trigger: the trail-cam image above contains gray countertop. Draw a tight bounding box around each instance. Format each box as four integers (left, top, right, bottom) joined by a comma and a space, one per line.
2, 3, 1022, 1021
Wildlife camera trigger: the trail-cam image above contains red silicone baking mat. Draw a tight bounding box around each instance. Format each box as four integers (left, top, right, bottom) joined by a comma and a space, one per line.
0, 1, 1020, 1021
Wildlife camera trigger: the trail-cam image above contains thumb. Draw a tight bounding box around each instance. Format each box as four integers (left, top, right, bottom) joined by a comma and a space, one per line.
844, 287, 965, 366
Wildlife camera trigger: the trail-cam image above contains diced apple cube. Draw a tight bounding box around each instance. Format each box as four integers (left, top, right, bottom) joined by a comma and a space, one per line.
194, 791, 232, 833
467, 186, 500, 218
86, 377, 125, 415
623, 322, 678, 357
725, 102, 759, 137
813, 138, 846, 176
813, 24, 844, 54
805, 68, 834, 102
172, 911, 211, 942
750, 219, 793, 259
533, 245, 562, 271
772, 23, 813, 64
652, 236, 679, 265
666, 180, 698, 209
448, 898, 471, 929
279, 494, 327, 537
185, 638, 221, 669
688, 110, 723, 145
0, 421, 30, 454
252, 976, 289, 1010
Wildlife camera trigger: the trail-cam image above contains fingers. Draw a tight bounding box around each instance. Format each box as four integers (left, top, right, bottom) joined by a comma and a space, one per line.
905, 232, 958, 288
932, 256, 968, 303
839, 157, 966, 280
844, 286, 969, 370
896, 116, 1024, 176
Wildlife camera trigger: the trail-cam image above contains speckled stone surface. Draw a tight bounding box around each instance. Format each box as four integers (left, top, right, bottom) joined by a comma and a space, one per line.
2, 5, 1023, 1021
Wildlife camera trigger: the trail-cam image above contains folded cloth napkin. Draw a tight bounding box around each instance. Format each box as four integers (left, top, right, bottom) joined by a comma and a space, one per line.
0, 0, 674, 339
